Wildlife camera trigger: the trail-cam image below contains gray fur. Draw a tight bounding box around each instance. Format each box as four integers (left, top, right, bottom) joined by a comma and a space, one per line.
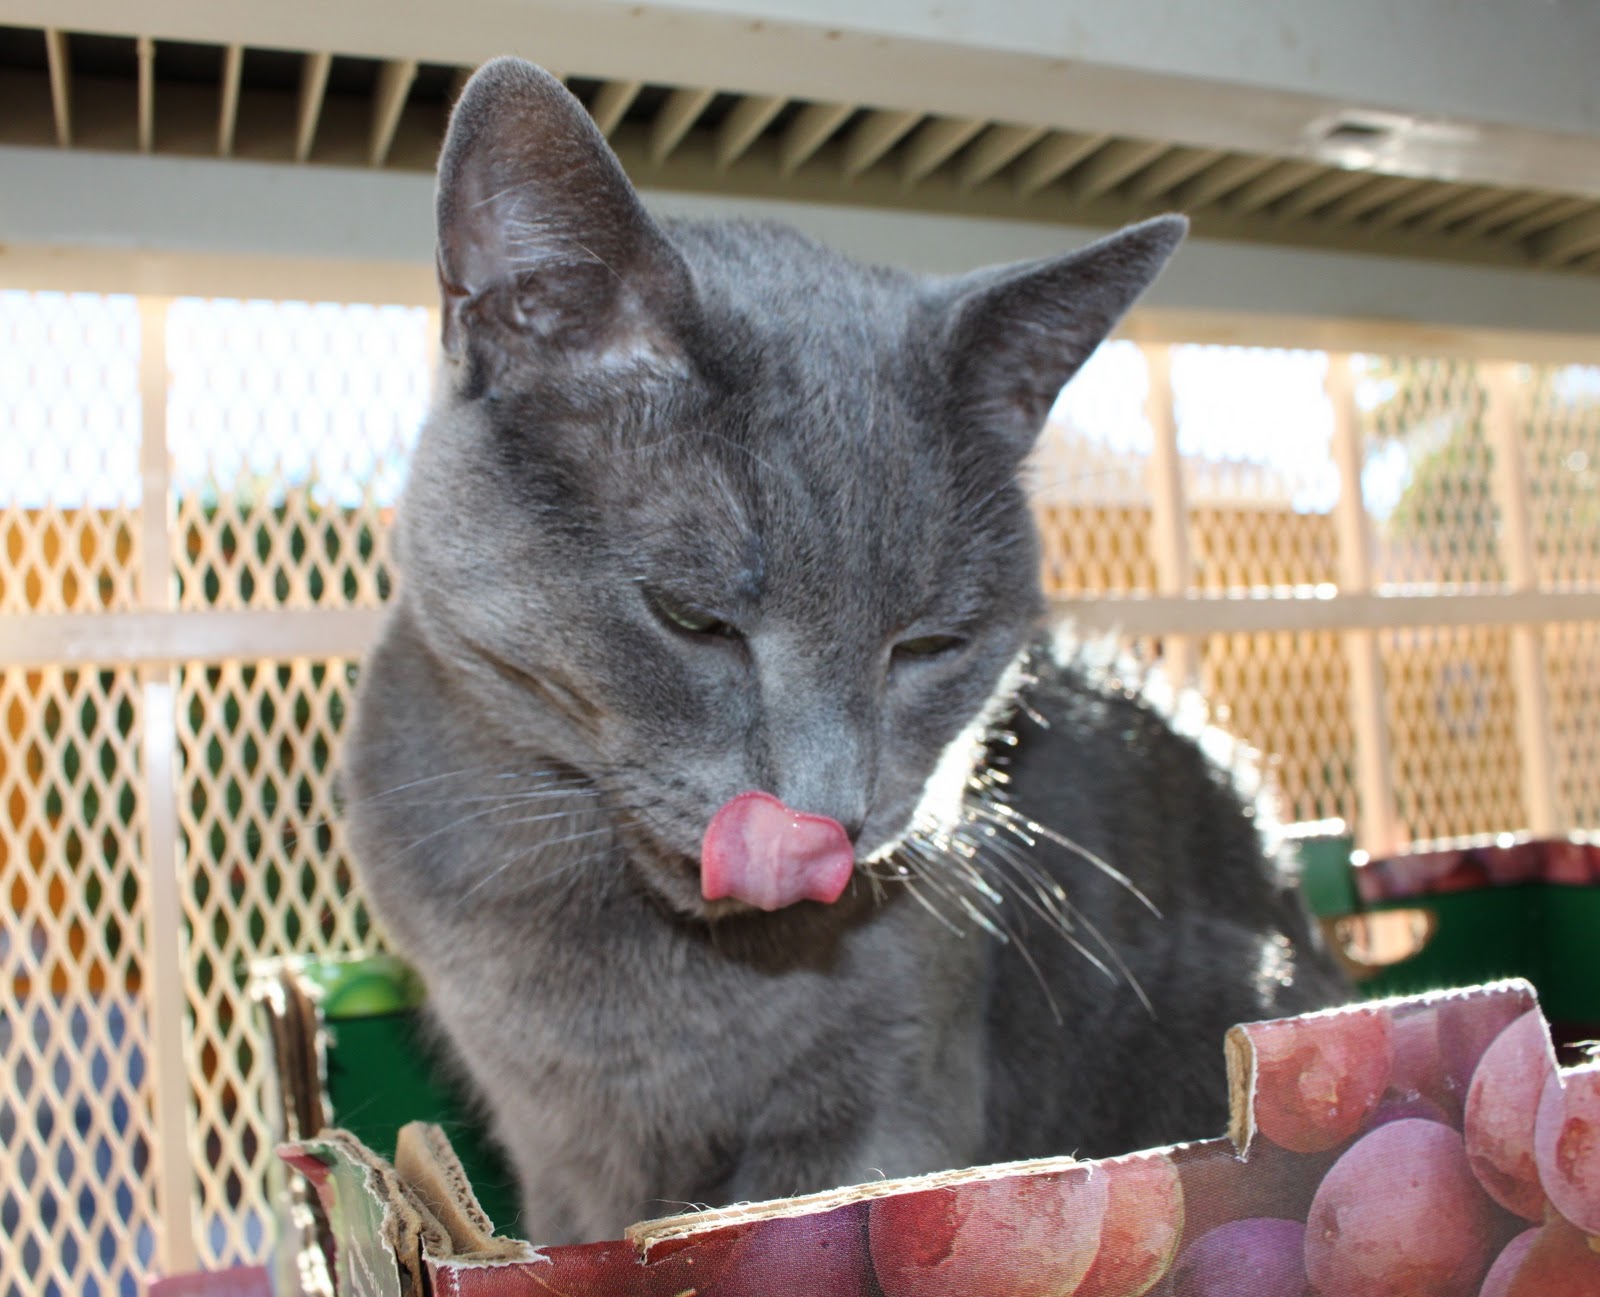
342, 57, 1348, 1244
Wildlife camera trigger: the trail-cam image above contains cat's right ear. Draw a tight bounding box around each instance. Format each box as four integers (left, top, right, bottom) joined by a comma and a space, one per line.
936, 216, 1186, 456
435, 58, 696, 383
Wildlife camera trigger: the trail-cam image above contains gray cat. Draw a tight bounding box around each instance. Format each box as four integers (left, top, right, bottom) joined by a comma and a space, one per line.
341, 57, 1349, 1245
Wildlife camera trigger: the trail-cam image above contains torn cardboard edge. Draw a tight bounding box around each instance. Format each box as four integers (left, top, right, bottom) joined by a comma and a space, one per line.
286, 977, 1548, 1265
1221, 976, 1538, 1152
277, 976, 1600, 1296
286, 1125, 534, 1269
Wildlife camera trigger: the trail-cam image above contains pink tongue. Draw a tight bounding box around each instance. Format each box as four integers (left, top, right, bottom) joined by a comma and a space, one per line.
701, 791, 855, 911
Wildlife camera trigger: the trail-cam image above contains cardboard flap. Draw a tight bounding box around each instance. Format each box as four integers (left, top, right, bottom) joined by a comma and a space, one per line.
280, 1129, 451, 1297
284, 981, 1600, 1296
393, 1122, 532, 1263
1225, 978, 1538, 1156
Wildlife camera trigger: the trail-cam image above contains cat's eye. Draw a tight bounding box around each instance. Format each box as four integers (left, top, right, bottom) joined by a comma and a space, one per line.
647, 590, 739, 640
893, 634, 966, 659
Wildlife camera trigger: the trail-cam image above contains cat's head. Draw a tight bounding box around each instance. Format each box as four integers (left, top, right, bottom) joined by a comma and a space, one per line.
390, 57, 1183, 918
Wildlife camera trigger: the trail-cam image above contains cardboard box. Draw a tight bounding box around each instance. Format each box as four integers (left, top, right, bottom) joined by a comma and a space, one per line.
266, 978, 1600, 1296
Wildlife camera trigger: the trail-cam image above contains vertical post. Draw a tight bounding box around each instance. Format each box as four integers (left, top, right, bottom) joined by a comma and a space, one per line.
137, 295, 200, 1276
1483, 362, 1560, 834
1144, 344, 1195, 688
1328, 354, 1402, 857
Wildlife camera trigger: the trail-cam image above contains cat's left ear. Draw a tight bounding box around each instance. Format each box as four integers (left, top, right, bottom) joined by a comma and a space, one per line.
937, 215, 1186, 454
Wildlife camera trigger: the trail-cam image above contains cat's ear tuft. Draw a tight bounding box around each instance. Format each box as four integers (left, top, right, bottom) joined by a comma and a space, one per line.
435, 58, 696, 380
939, 215, 1186, 454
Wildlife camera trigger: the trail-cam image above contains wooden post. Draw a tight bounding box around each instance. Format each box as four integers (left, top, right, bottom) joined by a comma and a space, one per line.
1144, 344, 1196, 689
1483, 362, 1560, 834
138, 295, 200, 1276
1328, 354, 1403, 857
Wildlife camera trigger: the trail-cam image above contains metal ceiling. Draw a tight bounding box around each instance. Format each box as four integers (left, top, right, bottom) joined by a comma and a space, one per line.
2, 23, 1598, 276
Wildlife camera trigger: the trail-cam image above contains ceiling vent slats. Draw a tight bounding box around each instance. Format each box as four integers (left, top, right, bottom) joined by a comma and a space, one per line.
0, 23, 1595, 275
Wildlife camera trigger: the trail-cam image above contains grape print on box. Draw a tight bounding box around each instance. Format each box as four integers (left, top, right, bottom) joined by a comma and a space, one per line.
279, 981, 1600, 1297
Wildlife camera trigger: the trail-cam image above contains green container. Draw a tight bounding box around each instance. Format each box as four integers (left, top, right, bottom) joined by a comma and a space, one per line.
291, 957, 524, 1233
1292, 830, 1600, 1036
1363, 885, 1600, 1028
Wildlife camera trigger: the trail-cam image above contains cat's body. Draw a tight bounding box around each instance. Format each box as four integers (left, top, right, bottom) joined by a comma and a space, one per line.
343, 58, 1348, 1245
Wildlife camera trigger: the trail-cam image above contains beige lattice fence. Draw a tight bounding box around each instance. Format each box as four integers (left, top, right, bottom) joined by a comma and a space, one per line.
1, 287, 1597, 1293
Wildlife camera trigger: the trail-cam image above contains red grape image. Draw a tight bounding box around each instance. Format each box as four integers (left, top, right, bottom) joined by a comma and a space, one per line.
1170, 1217, 1307, 1297
521, 1237, 733, 1297
870, 1167, 1110, 1297
1533, 1063, 1600, 1235
1477, 1228, 1538, 1297
1388, 1007, 1451, 1118
1303, 1118, 1492, 1297
1436, 991, 1533, 1115
1075, 1153, 1184, 1297
1248, 1008, 1393, 1153
1464, 1009, 1557, 1220
694, 1204, 873, 1297
1173, 1136, 1334, 1255
1369, 1092, 1453, 1130
1503, 1214, 1600, 1297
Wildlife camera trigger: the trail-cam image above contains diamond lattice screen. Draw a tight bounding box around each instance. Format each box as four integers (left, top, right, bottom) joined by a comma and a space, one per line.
1523, 364, 1599, 829
1, 667, 157, 1297
175, 656, 376, 1269
1031, 341, 1158, 594
1200, 632, 1358, 829
0, 292, 142, 615
1174, 346, 1342, 594
167, 299, 430, 611
1382, 625, 1525, 842
1547, 622, 1600, 827
1355, 355, 1502, 588
1524, 363, 1600, 590
1169, 348, 1353, 826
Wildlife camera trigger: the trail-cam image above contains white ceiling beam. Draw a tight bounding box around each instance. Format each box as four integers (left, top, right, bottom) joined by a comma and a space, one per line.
295, 51, 331, 162
370, 59, 418, 166
6, 147, 1600, 344
648, 86, 716, 163
1013, 132, 1107, 197
43, 27, 70, 147
777, 102, 852, 175
217, 43, 242, 157
590, 79, 642, 138
840, 108, 921, 178
4, 0, 1595, 197
716, 94, 785, 167
958, 124, 1046, 190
